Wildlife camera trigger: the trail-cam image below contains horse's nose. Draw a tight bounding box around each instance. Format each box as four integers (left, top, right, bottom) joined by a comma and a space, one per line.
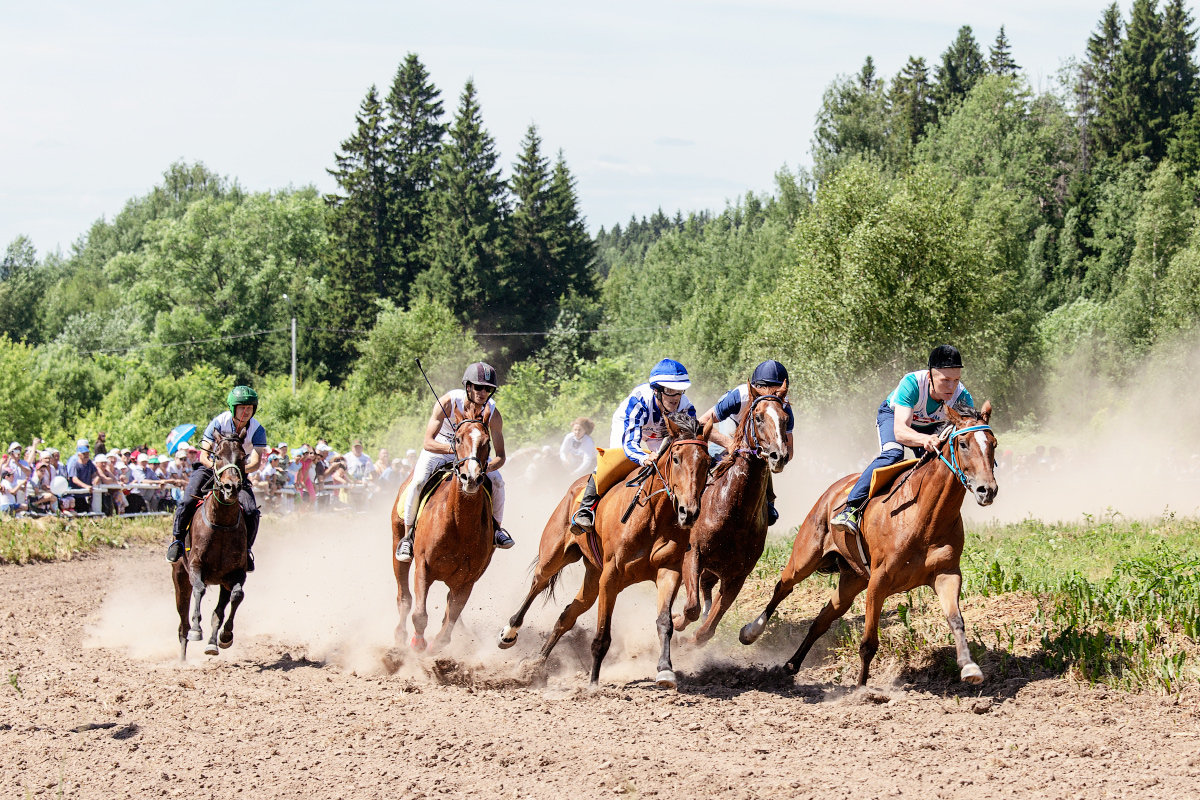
975, 483, 997, 506
676, 502, 699, 527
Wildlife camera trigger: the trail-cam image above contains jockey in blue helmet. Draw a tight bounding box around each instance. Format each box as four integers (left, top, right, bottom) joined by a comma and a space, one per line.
570, 358, 696, 535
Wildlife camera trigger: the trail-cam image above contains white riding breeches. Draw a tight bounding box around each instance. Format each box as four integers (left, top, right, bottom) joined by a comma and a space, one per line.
402, 449, 506, 529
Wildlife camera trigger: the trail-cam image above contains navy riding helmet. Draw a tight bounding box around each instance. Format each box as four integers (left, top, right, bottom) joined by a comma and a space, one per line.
751, 360, 788, 386
928, 345, 963, 370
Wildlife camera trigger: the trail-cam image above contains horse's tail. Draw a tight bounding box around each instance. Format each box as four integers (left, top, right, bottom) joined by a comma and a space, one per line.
526, 555, 567, 604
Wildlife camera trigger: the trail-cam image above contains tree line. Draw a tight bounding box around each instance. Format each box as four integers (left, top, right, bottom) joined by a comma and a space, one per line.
7, 3, 1200, 452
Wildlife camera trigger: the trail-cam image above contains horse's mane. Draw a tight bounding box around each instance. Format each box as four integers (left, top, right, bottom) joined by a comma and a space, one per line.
666, 411, 703, 441
951, 402, 987, 422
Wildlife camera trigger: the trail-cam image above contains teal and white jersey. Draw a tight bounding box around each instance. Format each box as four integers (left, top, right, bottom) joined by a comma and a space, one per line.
886, 370, 974, 429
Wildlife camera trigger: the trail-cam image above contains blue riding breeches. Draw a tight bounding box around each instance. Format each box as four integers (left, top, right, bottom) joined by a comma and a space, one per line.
845, 401, 935, 510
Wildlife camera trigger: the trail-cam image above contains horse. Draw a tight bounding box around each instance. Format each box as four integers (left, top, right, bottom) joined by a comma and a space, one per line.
672, 385, 791, 645
172, 433, 249, 661
739, 402, 998, 686
497, 413, 712, 688
390, 405, 497, 652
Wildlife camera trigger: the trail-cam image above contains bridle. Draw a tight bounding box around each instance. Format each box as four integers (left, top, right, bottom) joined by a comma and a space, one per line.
732, 394, 788, 460
935, 422, 994, 489
628, 437, 709, 507
451, 417, 491, 480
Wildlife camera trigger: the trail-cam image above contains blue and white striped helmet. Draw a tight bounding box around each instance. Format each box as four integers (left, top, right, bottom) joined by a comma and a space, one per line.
648, 359, 690, 391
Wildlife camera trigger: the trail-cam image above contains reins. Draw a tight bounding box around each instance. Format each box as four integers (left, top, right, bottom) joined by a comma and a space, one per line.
881, 421, 993, 502
620, 438, 707, 523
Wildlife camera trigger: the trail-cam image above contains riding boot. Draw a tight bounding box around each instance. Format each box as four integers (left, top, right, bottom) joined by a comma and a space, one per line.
766, 474, 779, 526
166, 498, 196, 563
245, 511, 259, 573
570, 474, 600, 536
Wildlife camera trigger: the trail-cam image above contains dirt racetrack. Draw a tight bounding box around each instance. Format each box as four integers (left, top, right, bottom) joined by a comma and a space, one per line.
3, 499, 1199, 799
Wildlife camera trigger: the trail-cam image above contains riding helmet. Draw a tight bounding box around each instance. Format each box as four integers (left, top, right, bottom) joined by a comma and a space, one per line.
750, 360, 789, 386
226, 385, 259, 413
462, 362, 499, 389
928, 345, 964, 370
648, 359, 690, 391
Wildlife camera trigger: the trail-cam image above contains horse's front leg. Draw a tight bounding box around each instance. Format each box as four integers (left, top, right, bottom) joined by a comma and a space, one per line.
691, 573, 747, 646
219, 580, 245, 650
205, 586, 231, 656
933, 572, 982, 684
654, 567, 682, 688
432, 583, 473, 651
588, 564, 622, 686
671, 546, 701, 631
173, 566, 191, 661
856, 577, 887, 686
187, 572, 206, 642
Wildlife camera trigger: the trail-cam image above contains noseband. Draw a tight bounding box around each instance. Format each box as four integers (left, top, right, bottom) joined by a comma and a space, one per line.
452, 418, 491, 479
643, 438, 709, 503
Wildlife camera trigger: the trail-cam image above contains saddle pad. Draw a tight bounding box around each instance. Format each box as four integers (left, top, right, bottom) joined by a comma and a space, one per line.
841, 458, 919, 501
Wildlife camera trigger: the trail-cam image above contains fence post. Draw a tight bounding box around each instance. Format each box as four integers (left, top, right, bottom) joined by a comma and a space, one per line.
91, 486, 102, 515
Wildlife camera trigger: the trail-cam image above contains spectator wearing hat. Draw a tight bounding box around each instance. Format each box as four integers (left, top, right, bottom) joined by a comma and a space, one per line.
346, 440, 374, 481
125, 453, 153, 514
93, 452, 127, 515
66, 443, 99, 500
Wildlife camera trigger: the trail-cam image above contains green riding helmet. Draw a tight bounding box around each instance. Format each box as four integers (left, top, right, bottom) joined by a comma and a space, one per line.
226, 385, 259, 414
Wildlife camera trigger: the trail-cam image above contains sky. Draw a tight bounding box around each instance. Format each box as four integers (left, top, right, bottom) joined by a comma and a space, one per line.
0, 1, 1153, 258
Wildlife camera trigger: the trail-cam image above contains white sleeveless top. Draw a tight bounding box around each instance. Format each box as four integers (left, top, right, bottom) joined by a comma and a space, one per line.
434, 389, 497, 444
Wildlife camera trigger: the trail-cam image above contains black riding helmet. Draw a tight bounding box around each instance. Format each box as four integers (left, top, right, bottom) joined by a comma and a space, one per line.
462, 362, 499, 389
928, 345, 964, 370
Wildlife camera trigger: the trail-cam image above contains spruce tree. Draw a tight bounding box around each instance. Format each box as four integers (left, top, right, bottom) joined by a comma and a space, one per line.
1116, 0, 1168, 161
988, 26, 1020, 76
933, 26, 986, 119
384, 54, 445, 306
508, 123, 554, 338
417, 80, 510, 329
1161, 0, 1198, 128
545, 150, 596, 301
889, 56, 935, 157
1080, 3, 1125, 163
321, 86, 393, 378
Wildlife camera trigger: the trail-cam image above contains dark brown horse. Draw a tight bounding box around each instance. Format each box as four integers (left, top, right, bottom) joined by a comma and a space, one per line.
172, 434, 249, 661
390, 405, 497, 652
673, 385, 791, 645
740, 402, 998, 686
497, 413, 712, 688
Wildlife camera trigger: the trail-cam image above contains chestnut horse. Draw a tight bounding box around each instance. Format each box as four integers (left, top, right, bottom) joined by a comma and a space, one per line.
497, 413, 712, 688
672, 386, 791, 645
740, 402, 998, 686
390, 405, 497, 652
172, 434, 249, 661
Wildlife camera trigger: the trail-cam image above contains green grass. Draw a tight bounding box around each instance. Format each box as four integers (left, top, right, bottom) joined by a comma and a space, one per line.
0, 516, 169, 564
745, 513, 1200, 693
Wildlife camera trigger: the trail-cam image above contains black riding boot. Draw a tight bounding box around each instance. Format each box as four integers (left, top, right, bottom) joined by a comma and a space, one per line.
245, 511, 260, 572
570, 474, 600, 535
167, 469, 208, 563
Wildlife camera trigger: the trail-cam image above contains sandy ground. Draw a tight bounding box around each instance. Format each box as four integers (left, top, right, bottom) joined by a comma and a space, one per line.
3, 487, 1199, 800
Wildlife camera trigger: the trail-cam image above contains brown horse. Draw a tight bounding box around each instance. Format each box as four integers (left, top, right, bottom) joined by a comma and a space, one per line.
497, 413, 712, 688
672, 386, 791, 645
740, 402, 998, 686
390, 405, 497, 652
172, 434, 249, 661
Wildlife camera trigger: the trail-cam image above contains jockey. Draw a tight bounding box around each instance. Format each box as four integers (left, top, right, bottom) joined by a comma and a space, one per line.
570, 358, 696, 535
395, 362, 511, 563
166, 385, 267, 571
830, 345, 975, 538
697, 359, 795, 525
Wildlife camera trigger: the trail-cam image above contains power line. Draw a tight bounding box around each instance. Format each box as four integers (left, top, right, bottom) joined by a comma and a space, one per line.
82, 328, 288, 356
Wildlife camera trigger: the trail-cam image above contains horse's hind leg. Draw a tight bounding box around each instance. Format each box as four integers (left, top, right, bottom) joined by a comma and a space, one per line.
409, 561, 431, 652
219, 581, 245, 650
784, 572, 868, 675
499, 535, 580, 649
855, 578, 887, 686
394, 561, 413, 646
653, 568, 683, 688
933, 572, 982, 684
206, 586, 231, 656
588, 565, 622, 686
740, 529, 826, 645
539, 563, 600, 662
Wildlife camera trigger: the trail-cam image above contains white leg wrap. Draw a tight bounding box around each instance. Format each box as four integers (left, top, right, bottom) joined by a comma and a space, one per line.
403, 450, 455, 528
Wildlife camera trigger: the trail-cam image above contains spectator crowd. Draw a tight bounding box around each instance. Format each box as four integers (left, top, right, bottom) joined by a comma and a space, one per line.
0, 432, 418, 518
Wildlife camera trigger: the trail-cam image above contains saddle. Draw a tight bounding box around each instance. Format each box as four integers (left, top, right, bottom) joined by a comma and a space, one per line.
399, 464, 493, 528
828, 459, 918, 579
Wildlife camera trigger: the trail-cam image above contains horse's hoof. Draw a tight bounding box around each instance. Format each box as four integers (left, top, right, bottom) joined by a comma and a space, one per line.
961, 663, 984, 684
187, 630, 203, 642
655, 670, 677, 689
204, 643, 219, 656
497, 628, 518, 649
218, 634, 233, 649
410, 635, 427, 652
740, 614, 766, 645
783, 661, 800, 676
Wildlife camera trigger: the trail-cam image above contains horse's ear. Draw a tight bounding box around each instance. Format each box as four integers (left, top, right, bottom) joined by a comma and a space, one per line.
777, 378, 789, 398
664, 413, 682, 438
946, 403, 964, 426
747, 380, 763, 400
482, 404, 494, 425
979, 400, 992, 424
701, 417, 714, 441
451, 406, 464, 425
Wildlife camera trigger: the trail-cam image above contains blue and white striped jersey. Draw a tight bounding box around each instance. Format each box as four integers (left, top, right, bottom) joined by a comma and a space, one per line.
610, 383, 696, 464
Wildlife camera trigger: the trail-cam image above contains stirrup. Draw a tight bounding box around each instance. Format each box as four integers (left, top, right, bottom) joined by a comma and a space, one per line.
570, 504, 595, 536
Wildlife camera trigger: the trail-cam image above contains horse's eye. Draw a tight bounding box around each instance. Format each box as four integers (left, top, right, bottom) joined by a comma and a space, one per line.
673, 455, 679, 465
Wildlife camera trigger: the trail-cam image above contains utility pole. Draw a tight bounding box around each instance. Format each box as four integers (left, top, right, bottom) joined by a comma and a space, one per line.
283, 294, 297, 396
